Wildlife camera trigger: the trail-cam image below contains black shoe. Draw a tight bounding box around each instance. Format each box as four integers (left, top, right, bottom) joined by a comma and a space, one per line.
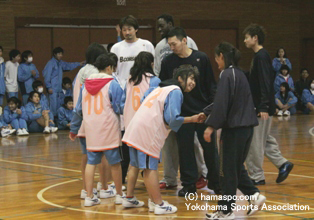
276, 161, 294, 183
178, 184, 196, 197
251, 179, 266, 185
214, 188, 222, 195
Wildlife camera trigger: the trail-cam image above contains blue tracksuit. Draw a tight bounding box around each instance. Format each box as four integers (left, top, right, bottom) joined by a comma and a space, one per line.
25, 101, 55, 132
0, 62, 5, 105
57, 106, 73, 130
275, 91, 297, 115
58, 88, 73, 107
272, 58, 292, 75
43, 57, 80, 116
3, 106, 28, 130
18, 63, 39, 105
302, 89, 314, 114
274, 74, 295, 94
40, 93, 49, 108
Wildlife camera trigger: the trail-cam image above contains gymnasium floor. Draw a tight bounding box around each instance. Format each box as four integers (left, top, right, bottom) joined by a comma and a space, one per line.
1, 115, 314, 219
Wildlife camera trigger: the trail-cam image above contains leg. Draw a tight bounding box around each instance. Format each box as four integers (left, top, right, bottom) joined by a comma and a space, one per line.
104, 148, 122, 195
10, 119, 20, 130
144, 169, 162, 204
18, 119, 28, 130
99, 156, 110, 190
194, 132, 208, 178
28, 121, 44, 133
120, 131, 130, 184
49, 92, 58, 117
245, 118, 268, 182
86, 151, 103, 197
79, 138, 87, 191
161, 131, 179, 186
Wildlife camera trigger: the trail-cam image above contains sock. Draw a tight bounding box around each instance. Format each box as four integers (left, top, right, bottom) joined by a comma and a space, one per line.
126, 196, 134, 199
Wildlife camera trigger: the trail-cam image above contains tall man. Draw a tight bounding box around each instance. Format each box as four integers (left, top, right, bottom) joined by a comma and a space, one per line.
160, 27, 220, 196
243, 23, 294, 185
155, 14, 208, 190
111, 15, 155, 185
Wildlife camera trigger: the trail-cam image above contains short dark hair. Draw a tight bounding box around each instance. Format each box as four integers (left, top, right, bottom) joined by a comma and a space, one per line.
9, 49, 21, 60
276, 47, 287, 58
300, 68, 308, 74
93, 54, 115, 71
7, 97, 22, 108
215, 42, 241, 68
157, 14, 174, 26
64, 96, 73, 106
28, 91, 41, 103
86, 42, 107, 64
243, 23, 266, 45
21, 50, 33, 63
108, 53, 118, 67
62, 77, 72, 85
119, 15, 139, 30
32, 80, 43, 91
167, 27, 187, 41
280, 64, 290, 73
107, 43, 115, 52
0, 46, 3, 52
53, 47, 64, 56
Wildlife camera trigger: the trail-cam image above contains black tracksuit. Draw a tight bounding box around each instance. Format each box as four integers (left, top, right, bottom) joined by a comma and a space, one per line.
205, 67, 259, 213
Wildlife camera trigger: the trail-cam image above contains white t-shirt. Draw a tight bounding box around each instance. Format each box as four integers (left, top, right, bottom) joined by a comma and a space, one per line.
154, 36, 198, 76
111, 38, 155, 88
5, 60, 19, 92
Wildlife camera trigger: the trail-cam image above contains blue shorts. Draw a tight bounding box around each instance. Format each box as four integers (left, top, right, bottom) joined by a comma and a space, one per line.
129, 147, 160, 170
79, 137, 87, 154
87, 147, 121, 165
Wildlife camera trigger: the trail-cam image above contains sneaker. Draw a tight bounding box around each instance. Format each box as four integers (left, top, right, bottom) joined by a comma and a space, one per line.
251, 179, 266, 185
277, 110, 283, 116
50, 127, 58, 133
122, 196, 145, 208
80, 188, 98, 199
196, 176, 208, 189
109, 182, 126, 192
276, 161, 294, 183
99, 188, 116, 198
154, 202, 178, 215
178, 184, 196, 197
115, 192, 126, 204
283, 110, 290, 116
1, 128, 16, 137
97, 182, 102, 191
22, 128, 29, 135
159, 182, 177, 189
206, 211, 235, 219
247, 192, 266, 216
43, 126, 50, 134
16, 129, 23, 136
149, 199, 169, 212
84, 195, 101, 207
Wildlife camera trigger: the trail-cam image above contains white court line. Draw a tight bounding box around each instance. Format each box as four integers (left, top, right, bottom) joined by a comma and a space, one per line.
309, 127, 314, 137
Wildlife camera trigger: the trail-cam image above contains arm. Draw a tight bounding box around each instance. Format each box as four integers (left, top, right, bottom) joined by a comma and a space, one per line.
116, 24, 122, 42
257, 58, 273, 113
154, 46, 161, 76
109, 80, 123, 114
149, 76, 161, 88
20, 107, 28, 121
159, 59, 168, 81
286, 58, 292, 71
287, 92, 297, 106
202, 55, 217, 104
25, 104, 42, 120
17, 65, 32, 82
120, 84, 127, 114
3, 107, 16, 123
289, 78, 295, 91
141, 87, 157, 103
58, 108, 69, 127
33, 65, 39, 79
272, 59, 281, 72
70, 87, 84, 135
60, 60, 81, 72
43, 61, 53, 90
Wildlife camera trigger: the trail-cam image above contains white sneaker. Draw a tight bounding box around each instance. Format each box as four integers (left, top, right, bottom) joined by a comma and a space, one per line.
283, 110, 290, 116
154, 202, 178, 215
206, 211, 235, 219
148, 199, 169, 212
1, 128, 16, 137
17, 129, 23, 136
99, 188, 116, 198
109, 182, 126, 193
115, 192, 126, 204
50, 127, 58, 133
84, 195, 101, 207
122, 196, 145, 208
277, 110, 283, 116
80, 188, 98, 199
97, 182, 102, 191
43, 126, 50, 134
247, 192, 266, 216
22, 128, 29, 135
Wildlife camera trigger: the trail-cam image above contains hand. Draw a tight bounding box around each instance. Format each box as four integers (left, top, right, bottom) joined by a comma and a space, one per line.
259, 112, 269, 120
116, 24, 121, 36
198, 113, 207, 123
31, 70, 36, 76
67, 123, 71, 127
42, 110, 49, 116
80, 61, 85, 66
16, 109, 22, 114
280, 57, 284, 63
190, 114, 200, 123
69, 132, 77, 141
204, 127, 214, 142
48, 89, 53, 94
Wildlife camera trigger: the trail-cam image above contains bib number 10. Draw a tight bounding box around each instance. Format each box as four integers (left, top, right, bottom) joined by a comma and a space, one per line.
84, 92, 104, 115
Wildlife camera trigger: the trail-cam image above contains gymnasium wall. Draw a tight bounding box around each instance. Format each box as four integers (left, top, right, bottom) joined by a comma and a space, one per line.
0, 0, 313, 81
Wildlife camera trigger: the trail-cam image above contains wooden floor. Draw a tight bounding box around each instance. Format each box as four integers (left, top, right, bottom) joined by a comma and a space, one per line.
1, 114, 314, 219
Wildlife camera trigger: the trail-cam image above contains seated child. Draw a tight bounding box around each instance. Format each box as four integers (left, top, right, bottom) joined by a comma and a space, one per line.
275, 82, 297, 116
0, 113, 16, 137
59, 77, 73, 107
32, 80, 49, 107
274, 64, 294, 94
3, 97, 29, 135
302, 79, 314, 114
57, 96, 73, 130
25, 91, 58, 133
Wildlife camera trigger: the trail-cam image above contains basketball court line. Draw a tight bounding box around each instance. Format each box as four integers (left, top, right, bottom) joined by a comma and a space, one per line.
309, 127, 314, 137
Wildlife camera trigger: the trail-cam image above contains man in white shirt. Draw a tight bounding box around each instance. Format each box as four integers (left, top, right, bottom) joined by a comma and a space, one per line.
110, 15, 155, 187
5, 49, 21, 99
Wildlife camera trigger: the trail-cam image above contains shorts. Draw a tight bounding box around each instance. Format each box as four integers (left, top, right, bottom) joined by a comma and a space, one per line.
87, 147, 121, 165
79, 137, 87, 154
129, 147, 160, 170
